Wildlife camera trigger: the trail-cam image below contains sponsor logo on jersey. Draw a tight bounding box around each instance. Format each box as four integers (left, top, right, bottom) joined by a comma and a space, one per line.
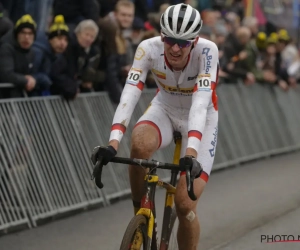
202, 47, 213, 74
187, 74, 198, 81
134, 47, 145, 60
165, 90, 192, 96
152, 68, 166, 79
209, 126, 218, 157
158, 80, 193, 94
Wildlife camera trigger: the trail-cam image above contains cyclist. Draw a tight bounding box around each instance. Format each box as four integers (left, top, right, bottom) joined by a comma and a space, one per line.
91, 3, 219, 249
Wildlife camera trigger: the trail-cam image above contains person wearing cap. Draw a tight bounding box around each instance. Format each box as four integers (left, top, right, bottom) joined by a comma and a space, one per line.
50, 18, 101, 99
32, 15, 69, 97
242, 32, 277, 84
0, 14, 49, 98
262, 33, 278, 71
261, 33, 289, 91
277, 29, 299, 74
276, 30, 298, 88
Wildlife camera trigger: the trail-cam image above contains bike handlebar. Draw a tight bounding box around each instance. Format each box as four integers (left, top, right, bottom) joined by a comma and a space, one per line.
91, 156, 199, 201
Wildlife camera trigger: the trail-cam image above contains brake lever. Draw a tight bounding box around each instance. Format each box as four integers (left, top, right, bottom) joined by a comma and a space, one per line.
91, 157, 104, 189
188, 176, 197, 201
185, 165, 197, 201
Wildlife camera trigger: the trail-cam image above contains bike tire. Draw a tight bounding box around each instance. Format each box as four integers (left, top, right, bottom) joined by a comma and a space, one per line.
168, 210, 179, 250
120, 214, 148, 250
160, 206, 178, 250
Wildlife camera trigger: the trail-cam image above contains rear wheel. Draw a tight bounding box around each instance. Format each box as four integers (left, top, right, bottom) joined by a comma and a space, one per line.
120, 214, 148, 250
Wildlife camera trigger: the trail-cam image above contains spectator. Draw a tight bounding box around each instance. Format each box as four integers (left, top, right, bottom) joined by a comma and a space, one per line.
32, 15, 69, 96
0, 15, 51, 98
224, 12, 240, 33
261, 33, 289, 91
262, 33, 278, 72
99, 0, 135, 104
221, 27, 255, 84
273, 32, 291, 90
215, 23, 227, 51
287, 58, 300, 84
201, 9, 218, 29
279, 31, 300, 86
51, 19, 100, 99
214, 22, 228, 80
242, 16, 259, 39
126, 17, 146, 63
0, 3, 13, 38
277, 29, 299, 74
227, 0, 244, 21
53, 0, 99, 31
243, 32, 277, 84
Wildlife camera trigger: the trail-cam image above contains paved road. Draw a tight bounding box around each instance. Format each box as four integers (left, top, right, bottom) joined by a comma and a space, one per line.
1, 152, 300, 250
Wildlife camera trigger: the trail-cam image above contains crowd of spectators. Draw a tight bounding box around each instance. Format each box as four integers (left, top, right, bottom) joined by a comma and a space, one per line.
0, 0, 299, 103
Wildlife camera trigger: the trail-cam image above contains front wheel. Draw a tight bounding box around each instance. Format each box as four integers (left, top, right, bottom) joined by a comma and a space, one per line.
160, 206, 178, 250
167, 215, 179, 250
120, 214, 148, 250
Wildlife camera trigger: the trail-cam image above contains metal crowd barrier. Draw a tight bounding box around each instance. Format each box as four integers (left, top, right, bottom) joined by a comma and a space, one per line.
1, 82, 300, 234
0, 83, 28, 98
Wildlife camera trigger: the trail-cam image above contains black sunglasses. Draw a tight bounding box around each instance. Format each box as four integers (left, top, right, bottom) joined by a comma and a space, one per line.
163, 36, 195, 49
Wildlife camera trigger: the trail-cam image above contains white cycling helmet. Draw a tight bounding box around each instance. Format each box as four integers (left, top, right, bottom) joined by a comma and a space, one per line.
160, 3, 203, 40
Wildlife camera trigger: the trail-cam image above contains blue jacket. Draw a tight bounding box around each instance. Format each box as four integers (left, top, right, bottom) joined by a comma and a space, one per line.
32, 32, 59, 95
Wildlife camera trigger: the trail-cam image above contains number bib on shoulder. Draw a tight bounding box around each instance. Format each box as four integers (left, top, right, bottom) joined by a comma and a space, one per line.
127, 68, 142, 85
197, 74, 211, 91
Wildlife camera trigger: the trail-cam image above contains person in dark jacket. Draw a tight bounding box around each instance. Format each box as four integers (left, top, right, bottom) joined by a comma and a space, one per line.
0, 14, 51, 98
32, 15, 69, 97
220, 26, 256, 84
0, 3, 13, 38
99, 0, 135, 103
51, 19, 101, 100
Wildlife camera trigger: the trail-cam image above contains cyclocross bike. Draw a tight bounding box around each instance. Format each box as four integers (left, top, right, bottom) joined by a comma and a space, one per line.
91, 132, 200, 250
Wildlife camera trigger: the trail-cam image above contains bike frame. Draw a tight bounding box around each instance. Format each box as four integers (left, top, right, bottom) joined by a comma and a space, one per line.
134, 134, 182, 250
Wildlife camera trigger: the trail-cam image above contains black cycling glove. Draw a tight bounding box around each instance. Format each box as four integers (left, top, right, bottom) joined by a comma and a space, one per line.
179, 156, 203, 178
91, 145, 117, 165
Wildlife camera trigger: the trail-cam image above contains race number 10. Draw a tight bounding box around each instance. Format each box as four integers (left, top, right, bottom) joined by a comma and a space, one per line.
197, 75, 211, 91
128, 72, 140, 82
198, 78, 210, 87
127, 68, 142, 85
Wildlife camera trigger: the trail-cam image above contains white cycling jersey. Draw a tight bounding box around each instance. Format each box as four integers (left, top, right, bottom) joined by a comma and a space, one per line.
108, 36, 219, 180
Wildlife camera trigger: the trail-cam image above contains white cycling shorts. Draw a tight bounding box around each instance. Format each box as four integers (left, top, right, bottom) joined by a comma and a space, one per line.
134, 99, 218, 183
